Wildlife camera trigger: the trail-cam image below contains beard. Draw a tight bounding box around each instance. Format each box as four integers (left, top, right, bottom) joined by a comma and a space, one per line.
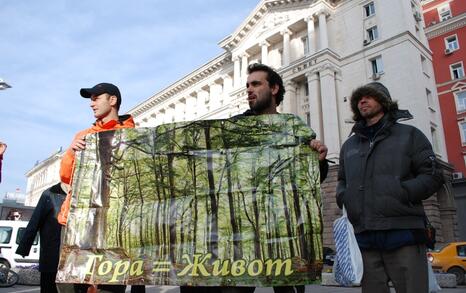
249, 93, 273, 114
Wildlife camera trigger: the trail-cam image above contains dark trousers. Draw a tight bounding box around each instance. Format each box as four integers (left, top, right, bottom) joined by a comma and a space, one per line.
131, 285, 146, 292
41, 272, 58, 293
361, 244, 428, 293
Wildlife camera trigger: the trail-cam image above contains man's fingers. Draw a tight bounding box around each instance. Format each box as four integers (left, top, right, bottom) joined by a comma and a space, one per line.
71, 138, 87, 151
310, 139, 328, 161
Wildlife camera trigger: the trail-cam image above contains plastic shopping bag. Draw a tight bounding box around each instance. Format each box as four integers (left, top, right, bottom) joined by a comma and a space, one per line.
333, 206, 363, 286
428, 261, 441, 292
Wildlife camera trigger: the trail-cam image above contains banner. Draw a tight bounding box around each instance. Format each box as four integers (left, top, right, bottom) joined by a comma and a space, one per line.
56, 114, 323, 287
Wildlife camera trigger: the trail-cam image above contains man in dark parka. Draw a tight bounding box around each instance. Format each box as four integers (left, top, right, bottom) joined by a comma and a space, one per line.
336, 82, 444, 293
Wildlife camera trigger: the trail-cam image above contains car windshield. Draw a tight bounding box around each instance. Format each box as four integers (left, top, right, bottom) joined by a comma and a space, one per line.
0, 227, 12, 244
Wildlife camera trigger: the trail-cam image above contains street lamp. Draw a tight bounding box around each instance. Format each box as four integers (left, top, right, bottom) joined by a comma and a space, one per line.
0, 79, 11, 90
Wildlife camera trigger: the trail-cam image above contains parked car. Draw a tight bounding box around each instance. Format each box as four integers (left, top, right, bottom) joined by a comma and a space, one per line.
0, 220, 39, 268
427, 241, 466, 285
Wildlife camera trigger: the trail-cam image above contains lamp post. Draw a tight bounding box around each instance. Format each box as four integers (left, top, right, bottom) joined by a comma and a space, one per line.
0, 79, 11, 90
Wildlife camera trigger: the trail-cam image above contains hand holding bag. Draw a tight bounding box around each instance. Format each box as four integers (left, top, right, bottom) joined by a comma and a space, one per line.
333, 206, 364, 286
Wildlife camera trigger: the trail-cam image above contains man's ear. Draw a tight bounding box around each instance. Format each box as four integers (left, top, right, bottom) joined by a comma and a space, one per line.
271, 84, 279, 96
109, 95, 118, 107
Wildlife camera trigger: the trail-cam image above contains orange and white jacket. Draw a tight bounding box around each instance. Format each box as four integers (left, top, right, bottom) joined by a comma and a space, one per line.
57, 115, 135, 225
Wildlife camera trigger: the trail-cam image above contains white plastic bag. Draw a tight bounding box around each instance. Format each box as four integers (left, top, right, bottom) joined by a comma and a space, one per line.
428, 261, 441, 292
333, 206, 363, 286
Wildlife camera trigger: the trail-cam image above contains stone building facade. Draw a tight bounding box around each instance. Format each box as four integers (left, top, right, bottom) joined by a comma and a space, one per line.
128, 0, 459, 247
24, 149, 63, 207
422, 0, 466, 241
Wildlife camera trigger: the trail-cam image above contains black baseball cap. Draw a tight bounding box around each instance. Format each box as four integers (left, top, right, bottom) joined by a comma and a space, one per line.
80, 82, 121, 109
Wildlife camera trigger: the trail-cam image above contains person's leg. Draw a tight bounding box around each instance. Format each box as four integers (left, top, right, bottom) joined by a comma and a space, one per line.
40, 272, 58, 293
73, 284, 90, 293
382, 244, 428, 293
360, 249, 390, 293
130, 285, 145, 292
97, 285, 127, 293
102, 285, 128, 293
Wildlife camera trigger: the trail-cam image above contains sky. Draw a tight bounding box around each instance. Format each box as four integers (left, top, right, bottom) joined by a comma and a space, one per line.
0, 0, 259, 198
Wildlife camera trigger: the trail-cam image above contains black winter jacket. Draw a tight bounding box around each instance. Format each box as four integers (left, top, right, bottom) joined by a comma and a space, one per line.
336, 111, 444, 233
16, 183, 65, 272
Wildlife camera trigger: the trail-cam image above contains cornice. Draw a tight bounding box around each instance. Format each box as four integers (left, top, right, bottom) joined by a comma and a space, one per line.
128, 53, 230, 117
219, 0, 338, 51
25, 150, 64, 176
425, 12, 466, 39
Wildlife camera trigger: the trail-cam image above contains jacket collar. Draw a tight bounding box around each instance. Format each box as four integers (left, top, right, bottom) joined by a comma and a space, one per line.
92, 114, 134, 131
351, 109, 413, 136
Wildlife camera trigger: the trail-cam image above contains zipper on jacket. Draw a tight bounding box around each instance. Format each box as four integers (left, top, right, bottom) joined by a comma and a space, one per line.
360, 120, 388, 229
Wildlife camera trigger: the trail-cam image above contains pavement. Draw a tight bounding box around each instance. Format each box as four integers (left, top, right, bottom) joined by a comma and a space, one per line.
5, 284, 466, 293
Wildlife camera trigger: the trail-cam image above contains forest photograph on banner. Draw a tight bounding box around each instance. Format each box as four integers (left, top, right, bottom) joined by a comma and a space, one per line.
56, 114, 324, 287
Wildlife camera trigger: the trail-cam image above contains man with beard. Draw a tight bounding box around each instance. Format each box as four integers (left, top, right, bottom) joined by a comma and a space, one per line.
181, 63, 328, 293
336, 82, 444, 293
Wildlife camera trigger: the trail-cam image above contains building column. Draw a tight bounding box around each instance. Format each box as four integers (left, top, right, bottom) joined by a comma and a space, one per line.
164, 105, 175, 124
209, 82, 222, 110
241, 53, 249, 85
197, 89, 208, 117
222, 75, 233, 105
174, 99, 186, 122
185, 94, 197, 120
282, 80, 297, 114
233, 56, 241, 88
149, 112, 157, 126
281, 29, 292, 66
260, 41, 270, 65
317, 10, 329, 50
319, 66, 340, 159
157, 110, 165, 125
305, 16, 316, 55
306, 71, 322, 139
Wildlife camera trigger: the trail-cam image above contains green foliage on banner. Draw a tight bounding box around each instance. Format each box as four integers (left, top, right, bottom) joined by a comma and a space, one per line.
57, 114, 323, 287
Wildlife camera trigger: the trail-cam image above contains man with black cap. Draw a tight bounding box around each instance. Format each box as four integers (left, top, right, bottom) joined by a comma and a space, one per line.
57, 83, 140, 293
336, 82, 444, 293
58, 82, 134, 225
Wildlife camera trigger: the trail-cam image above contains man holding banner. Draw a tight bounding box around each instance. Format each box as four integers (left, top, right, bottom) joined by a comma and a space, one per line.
57, 82, 143, 293
56, 67, 326, 292
180, 64, 328, 293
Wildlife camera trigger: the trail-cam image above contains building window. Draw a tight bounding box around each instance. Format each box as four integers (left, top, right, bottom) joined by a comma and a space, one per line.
431, 126, 440, 153
364, 2, 375, 18
438, 4, 452, 21
421, 55, 429, 75
461, 122, 466, 144
367, 26, 379, 41
456, 91, 466, 112
302, 36, 309, 55
451, 63, 465, 80
426, 88, 433, 108
371, 56, 384, 75
445, 35, 459, 51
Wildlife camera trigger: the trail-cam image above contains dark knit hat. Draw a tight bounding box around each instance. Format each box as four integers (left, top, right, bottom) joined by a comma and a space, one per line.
350, 82, 398, 122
